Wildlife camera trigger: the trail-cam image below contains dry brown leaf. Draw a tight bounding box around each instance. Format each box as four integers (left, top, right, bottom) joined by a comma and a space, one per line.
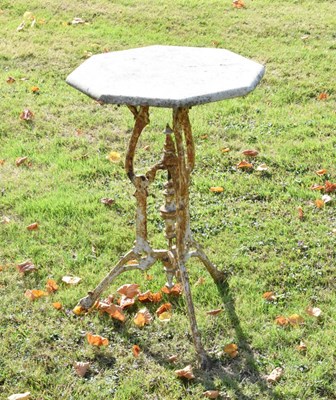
16, 156, 28, 167
306, 306, 322, 317
52, 302, 62, 310
206, 308, 223, 316
224, 343, 238, 358
315, 169, 327, 176
325, 181, 336, 193
242, 149, 259, 157
209, 186, 224, 193
161, 283, 182, 296
97, 301, 125, 322
195, 277, 206, 286
74, 361, 90, 377
175, 365, 195, 379
288, 314, 304, 326
119, 295, 135, 309
26, 222, 38, 231
256, 163, 268, 171
6, 76, 16, 84
117, 283, 140, 298
8, 393, 31, 400
310, 184, 324, 191
167, 354, 178, 363
297, 340, 307, 352
132, 344, 141, 357
100, 197, 115, 206
107, 151, 121, 163
156, 302, 172, 316
318, 92, 328, 101
20, 109, 34, 121
315, 199, 324, 208
24, 289, 48, 301
87, 332, 109, 346
262, 291, 276, 301
275, 316, 289, 326
221, 147, 230, 153
237, 160, 253, 169
266, 367, 283, 383
138, 290, 162, 303
203, 390, 220, 399
232, 0, 246, 8
134, 308, 152, 327
298, 207, 304, 221
46, 279, 58, 293
62, 275, 81, 285
16, 260, 36, 274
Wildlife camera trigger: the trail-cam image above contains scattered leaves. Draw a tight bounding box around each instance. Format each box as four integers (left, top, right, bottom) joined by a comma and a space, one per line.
119, 295, 135, 309
266, 367, 284, 383
237, 160, 253, 169
26, 222, 39, 231
224, 343, 238, 358
107, 151, 121, 163
232, 0, 246, 8
46, 279, 58, 293
161, 283, 182, 295
262, 291, 276, 301
117, 283, 140, 298
8, 393, 31, 400
306, 306, 322, 317
16, 260, 36, 274
206, 308, 223, 316
97, 301, 125, 322
209, 186, 224, 193
156, 302, 172, 316
24, 289, 48, 301
175, 365, 195, 380
242, 149, 258, 157
52, 302, 62, 310
16, 156, 28, 167
19, 109, 34, 121
74, 361, 90, 377
203, 390, 220, 399
62, 275, 81, 285
315, 169, 327, 176
138, 290, 162, 303
325, 181, 336, 193
86, 332, 109, 346
134, 308, 152, 327
132, 344, 141, 357
310, 183, 324, 191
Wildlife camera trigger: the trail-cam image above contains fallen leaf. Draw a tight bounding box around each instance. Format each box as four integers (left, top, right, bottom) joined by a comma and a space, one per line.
16, 156, 28, 166
315, 199, 324, 208
195, 276, 206, 286
158, 311, 172, 321
168, 354, 178, 363
262, 291, 276, 301
86, 332, 109, 346
318, 92, 328, 101
143, 145, 150, 151
132, 344, 141, 357
206, 308, 223, 316
275, 316, 289, 326
6, 76, 16, 84
203, 390, 220, 399
175, 365, 195, 379
322, 194, 332, 204
46, 279, 58, 293
325, 181, 336, 193
237, 160, 253, 169
256, 163, 268, 171
24, 289, 48, 301
288, 314, 304, 326
306, 306, 322, 317
315, 169, 327, 176
1, 215, 10, 223
16, 260, 36, 274
200, 134, 208, 140
17, 22, 25, 31
52, 302, 62, 310
310, 184, 324, 191
20, 109, 34, 121
224, 343, 238, 358
266, 367, 283, 383
134, 308, 152, 327
26, 222, 38, 230
221, 147, 230, 153
232, 0, 246, 8
100, 197, 115, 206
62, 275, 81, 285
8, 393, 31, 400
97, 301, 125, 322
138, 290, 162, 303
31, 86, 39, 93
298, 207, 304, 221
242, 149, 259, 157
117, 283, 140, 298
74, 361, 90, 377
71, 17, 86, 25
209, 186, 224, 193
119, 295, 135, 309
297, 340, 307, 352
107, 151, 121, 163
0, 159, 5, 165
161, 283, 182, 296
156, 302, 172, 316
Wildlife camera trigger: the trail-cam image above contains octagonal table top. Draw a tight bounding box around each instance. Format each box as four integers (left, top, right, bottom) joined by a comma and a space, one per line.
66, 45, 265, 108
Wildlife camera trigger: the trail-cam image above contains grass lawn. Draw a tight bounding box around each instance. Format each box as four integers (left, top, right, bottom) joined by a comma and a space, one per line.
1, 0, 336, 399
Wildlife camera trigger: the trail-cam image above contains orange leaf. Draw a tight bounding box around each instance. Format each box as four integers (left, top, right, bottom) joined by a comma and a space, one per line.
306, 306, 322, 317
138, 290, 162, 303
117, 283, 140, 299
224, 343, 238, 358
297, 340, 307, 352
161, 283, 182, 296
132, 344, 141, 357
275, 316, 289, 326
298, 207, 304, 221
203, 390, 220, 399
315, 169, 327, 176
237, 160, 253, 169
16, 260, 36, 274
242, 149, 259, 157
209, 186, 224, 193
20, 109, 34, 121
318, 92, 328, 101
74, 361, 90, 377
86, 332, 109, 346
46, 279, 58, 293
175, 365, 195, 379
119, 295, 135, 309
97, 301, 125, 322
24, 289, 48, 301
288, 314, 304, 326
262, 291, 276, 301
145, 273, 153, 281
206, 308, 223, 316
325, 181, 336, 193
310, 184, 324, 191
315, 199, 324, 208
232, 0, 246, 8
134, 308, 152, 327
266, 367, 283, 383
26, 222, 38, 231
62, 275, 81, 285
31, 86, 39, 93
6, 76, 16, 84
156, 302, 172, 316
52, 302, 62, 310
16, 156, 28, 166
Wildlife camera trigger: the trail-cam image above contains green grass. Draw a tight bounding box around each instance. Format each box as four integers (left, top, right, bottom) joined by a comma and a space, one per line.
1, 0, 336, 399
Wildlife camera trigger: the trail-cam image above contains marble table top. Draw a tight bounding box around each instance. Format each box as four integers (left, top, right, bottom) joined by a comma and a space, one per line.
66, 45, 265, 108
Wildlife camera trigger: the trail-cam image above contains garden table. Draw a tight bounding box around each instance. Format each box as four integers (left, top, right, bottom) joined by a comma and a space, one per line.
66, 45, 264, 368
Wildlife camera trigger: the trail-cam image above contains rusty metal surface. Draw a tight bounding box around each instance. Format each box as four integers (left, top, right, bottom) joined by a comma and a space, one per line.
77, 105, 225, 369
